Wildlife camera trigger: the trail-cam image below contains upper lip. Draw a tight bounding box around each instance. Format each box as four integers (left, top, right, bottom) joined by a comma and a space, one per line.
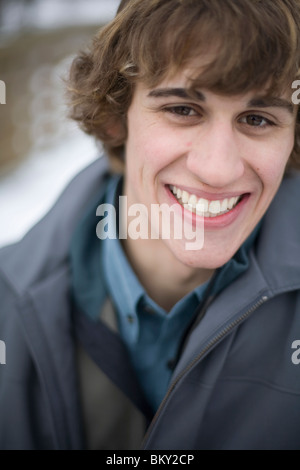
168, 184, 248, 201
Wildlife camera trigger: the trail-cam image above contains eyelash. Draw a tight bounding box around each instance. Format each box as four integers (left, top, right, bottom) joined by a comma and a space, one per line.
238, 115, 276, 128
163, 106, 198, 118
162, 105, 277, 129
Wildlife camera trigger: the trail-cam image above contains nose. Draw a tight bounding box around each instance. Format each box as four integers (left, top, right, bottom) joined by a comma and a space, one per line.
186, 120, 245, 188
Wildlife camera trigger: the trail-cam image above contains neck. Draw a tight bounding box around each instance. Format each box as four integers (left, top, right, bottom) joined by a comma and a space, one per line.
122, 237, 214, 312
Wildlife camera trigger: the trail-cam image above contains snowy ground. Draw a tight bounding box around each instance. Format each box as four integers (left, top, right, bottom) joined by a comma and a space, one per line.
0, 1, 120, 248
0, 132, 99, 248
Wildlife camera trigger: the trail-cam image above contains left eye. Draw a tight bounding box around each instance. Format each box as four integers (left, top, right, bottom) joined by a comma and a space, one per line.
166, 106, 198, 116
240, 115, 271, 127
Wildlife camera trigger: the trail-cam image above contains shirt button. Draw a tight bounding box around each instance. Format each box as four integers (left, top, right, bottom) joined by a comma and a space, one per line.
126, 314, 135, 324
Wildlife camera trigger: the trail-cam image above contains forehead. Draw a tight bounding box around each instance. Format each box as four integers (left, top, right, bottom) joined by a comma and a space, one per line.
137, 39, 298, 103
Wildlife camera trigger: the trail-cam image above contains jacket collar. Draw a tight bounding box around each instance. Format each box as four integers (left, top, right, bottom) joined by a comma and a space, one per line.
255, 172, 300, 293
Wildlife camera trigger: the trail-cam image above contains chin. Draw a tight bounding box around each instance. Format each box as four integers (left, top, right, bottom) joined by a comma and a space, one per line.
168, 240, 235, 271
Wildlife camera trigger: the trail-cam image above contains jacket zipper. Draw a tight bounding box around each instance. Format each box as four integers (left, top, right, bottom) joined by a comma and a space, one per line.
142, 293, 269, 448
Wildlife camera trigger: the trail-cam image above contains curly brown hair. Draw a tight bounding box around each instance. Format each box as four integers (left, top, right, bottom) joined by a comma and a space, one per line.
68, 0, 300, 171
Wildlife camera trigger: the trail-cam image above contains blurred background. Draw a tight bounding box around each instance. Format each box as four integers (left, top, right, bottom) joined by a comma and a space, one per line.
0, 0, 120, 247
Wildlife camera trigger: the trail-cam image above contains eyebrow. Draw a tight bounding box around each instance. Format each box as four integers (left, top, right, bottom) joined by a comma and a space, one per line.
148, 88, 294, 114
148, 88, 206, 101
247, 97, 294, 114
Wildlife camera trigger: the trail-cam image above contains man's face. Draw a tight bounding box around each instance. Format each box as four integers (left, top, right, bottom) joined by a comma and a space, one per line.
123, 69, 296, 270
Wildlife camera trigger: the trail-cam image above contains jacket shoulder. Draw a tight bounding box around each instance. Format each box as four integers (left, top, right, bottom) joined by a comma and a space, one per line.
0, 156, 110, 297
255, 170, 300, 291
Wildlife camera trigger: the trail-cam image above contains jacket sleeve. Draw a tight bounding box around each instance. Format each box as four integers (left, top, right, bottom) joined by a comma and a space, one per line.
0, 269, 55, 450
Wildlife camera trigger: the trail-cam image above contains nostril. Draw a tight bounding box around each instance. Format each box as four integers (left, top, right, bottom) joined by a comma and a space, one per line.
186, 150, 245, 188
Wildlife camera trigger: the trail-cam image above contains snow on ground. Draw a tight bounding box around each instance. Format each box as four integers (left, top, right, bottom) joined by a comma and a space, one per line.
0, 133, 99, 248
0, 1, 119, 247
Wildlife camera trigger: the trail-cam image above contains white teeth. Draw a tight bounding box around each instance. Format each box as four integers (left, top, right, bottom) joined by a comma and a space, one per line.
228, 197, 236, 210
170, 185, 241, 217
209, 200, 221, 214
221, 198, 228, 212
188, 194, 198, 206
198, 198, 208, 212
181, 190, 189, 204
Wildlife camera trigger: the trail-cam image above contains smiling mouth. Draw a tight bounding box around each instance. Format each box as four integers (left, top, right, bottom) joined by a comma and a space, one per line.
169, 185, 244, 218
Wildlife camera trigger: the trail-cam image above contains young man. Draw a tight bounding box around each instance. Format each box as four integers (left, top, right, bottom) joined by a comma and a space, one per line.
0, 0, 300, 450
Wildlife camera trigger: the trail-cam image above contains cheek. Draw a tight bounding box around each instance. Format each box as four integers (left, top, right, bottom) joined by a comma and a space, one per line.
128, 124, 183, 175
125, 126, 170, 198
250, 135, 294, 189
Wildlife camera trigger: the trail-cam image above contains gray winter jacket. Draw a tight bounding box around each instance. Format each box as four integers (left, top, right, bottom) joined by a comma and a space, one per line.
0, 155, 300, 450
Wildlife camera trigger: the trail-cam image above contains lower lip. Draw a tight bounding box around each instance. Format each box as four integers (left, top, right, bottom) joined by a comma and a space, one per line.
165, 186, 250, 229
